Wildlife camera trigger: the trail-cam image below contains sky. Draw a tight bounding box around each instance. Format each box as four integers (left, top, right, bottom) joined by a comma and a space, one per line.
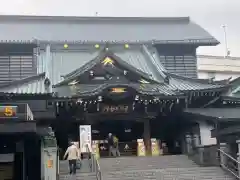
0, 0, 239, 56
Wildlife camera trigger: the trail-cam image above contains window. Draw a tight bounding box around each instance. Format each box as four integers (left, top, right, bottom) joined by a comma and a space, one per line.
0, 55, 36, 84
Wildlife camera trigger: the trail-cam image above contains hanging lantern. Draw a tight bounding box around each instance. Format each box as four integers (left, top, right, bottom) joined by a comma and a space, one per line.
95, 44, 100, 49
63, 44, 68, 48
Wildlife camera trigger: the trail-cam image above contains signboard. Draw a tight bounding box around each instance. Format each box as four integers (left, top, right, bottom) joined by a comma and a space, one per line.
101, 105, 128, 113
79, 125, 92, 153
0, 106, 17, 118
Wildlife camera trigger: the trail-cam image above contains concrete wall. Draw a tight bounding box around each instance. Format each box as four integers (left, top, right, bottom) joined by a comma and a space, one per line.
197, 55, 240, 81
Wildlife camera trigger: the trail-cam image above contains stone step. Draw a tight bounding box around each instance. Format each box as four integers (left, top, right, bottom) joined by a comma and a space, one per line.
59, 172, 97, 180
60, 159, 92, 173
102, 167, 234, 180
99, 155, 198, 172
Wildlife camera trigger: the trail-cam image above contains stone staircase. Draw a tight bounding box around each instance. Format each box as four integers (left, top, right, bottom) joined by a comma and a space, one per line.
59, 159, 97, 180
99, 155, 235, 180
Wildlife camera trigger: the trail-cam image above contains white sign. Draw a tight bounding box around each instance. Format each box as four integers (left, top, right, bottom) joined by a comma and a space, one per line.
0, 154, 14, 162
79, 125, 92, 153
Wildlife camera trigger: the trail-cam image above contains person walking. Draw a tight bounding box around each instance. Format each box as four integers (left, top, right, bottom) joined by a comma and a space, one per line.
63, 142, 80, 175
113, 135, 120, 157
107, 133, 115, 157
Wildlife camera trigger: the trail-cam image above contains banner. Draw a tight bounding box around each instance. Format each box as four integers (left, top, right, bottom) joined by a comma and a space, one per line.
79, 125, 92, 153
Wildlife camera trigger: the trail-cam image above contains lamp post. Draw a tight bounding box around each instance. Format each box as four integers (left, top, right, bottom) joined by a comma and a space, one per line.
222, 25, 230, 58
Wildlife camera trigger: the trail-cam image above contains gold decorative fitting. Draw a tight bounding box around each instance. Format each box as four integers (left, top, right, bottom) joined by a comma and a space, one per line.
95, 44, 100, 49
139, 79, 150, 84
102, 57, 114, 66
63, 44, 68, 48
111, 88, 126, 93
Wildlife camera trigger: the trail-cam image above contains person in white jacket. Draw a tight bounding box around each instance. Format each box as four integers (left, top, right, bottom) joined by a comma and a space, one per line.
63, 142, 80, 175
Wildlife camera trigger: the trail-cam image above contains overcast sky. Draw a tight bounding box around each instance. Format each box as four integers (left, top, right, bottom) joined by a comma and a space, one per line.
0, 0, 239, 56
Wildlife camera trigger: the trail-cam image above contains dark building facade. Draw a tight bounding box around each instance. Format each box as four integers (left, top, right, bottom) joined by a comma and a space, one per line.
0, 15, 239, 161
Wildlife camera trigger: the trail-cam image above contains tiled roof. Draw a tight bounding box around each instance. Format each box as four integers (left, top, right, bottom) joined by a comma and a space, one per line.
0, 45, 229, 96
166, 73, 227, 91
0, 15, 218, 45
43, 45, 166, 86
54, 49, 163, 87
0, 73, 50, 94
185, 108, 240, 120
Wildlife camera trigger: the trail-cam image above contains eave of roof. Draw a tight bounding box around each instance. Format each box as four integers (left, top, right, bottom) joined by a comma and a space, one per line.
165, 72, 229, 92
0, 15, 219, 46
54, 83, 182, 98
184, 108, 240, 120
0, 15, 190, 21
0, 72, 50, 95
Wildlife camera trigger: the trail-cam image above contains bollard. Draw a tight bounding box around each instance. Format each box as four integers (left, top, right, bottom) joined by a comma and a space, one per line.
151, 138, 160, 156
137, 139, 146, 156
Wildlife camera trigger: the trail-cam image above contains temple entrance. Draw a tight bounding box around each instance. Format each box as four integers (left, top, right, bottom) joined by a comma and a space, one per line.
91, 120, 143, 157
91, 120, 143, 141
55, 113, 185, 158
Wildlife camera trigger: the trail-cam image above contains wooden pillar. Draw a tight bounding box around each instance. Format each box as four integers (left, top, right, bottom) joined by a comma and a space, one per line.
143, 119, 151, 155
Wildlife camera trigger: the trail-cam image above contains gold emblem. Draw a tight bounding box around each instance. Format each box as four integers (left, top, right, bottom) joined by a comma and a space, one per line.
139, 79, 150, 84
102, 57, 114, 66
111, 88, 126, 93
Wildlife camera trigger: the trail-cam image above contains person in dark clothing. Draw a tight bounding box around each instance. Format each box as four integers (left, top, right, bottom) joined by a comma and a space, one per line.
107, 133, 115, 156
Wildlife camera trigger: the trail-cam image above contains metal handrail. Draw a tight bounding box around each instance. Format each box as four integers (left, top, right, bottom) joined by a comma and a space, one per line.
218, 148, 240, 179
87, 144, 102, 180
95, 157, 102, 180
218, 149, 240, 164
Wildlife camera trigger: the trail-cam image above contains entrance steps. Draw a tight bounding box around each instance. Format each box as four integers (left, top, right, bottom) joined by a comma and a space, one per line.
99, 155, 198, 172
100, 155, 234, 180
102, 167, 233, 180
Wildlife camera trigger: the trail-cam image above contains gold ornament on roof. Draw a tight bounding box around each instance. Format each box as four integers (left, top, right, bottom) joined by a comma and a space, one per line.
124, 44, 129, 49
102, 57, 114, 66
111, 88, 126, 93
63, 44, 68, 48
139, 79, 150, 84
95, 44, 100, 49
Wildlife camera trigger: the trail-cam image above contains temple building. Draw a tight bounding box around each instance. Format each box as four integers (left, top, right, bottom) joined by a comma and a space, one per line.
0, 15, 239, 162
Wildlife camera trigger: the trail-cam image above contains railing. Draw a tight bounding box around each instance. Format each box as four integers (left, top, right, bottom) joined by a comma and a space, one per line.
218, 149, 240, 179
90, 153, 102, 180
186, 141, 240, 179
95, 156, 102, 180
87, 144, 102, 180
187, 143, 219, 166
